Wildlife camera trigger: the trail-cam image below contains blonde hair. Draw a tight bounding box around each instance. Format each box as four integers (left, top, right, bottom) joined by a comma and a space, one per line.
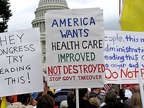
89, 97, 100, 107
132, 92, 142, 108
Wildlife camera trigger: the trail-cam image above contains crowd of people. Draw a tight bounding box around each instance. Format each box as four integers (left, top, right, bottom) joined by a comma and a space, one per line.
0, 83, 141, 108
78, 84, 141, 108
0, 77, 142, 108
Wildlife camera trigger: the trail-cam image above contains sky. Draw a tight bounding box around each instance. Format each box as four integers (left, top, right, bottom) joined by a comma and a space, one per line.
8, 0, 120, 32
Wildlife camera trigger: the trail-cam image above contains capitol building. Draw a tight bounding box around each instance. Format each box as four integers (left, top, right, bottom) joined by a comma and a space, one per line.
31, 0, 69, 67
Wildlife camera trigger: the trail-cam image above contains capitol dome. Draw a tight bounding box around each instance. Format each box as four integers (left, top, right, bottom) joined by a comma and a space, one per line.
31, 0, 69, 64
38, 0, 68, 8
32, 0, 69, 26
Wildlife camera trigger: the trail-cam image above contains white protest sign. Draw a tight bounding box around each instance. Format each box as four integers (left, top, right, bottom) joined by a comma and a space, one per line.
104, 30, 144, 84
0, 28, 43, 97
45, 8, 105, 89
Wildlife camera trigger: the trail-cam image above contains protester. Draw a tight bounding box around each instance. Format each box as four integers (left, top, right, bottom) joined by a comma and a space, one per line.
7, 93, 35, 108
124, 84, 140, 107
100, 90, 117, 107
89, 96, 101, 108
54, 89, 69, 106
89, 88, 103, 104
37, 94, 55, 108
67, 91, 76, 108
17, 93, 36, 106
109, 85, 119, 95
79, 88, 97, 108
131, 92, 142, 108
109, 85, 121, 102
123, 84, 132, 98
105, 91, 117, 103
101, 90, 130, 108
119, 87, 128, 103
132, 84, 140, 93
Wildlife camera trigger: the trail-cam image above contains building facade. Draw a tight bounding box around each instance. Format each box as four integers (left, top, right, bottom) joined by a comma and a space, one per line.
32, 0, 69, 67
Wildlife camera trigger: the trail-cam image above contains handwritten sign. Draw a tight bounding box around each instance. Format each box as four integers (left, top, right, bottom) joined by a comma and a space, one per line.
104, 30, 144, 84
0, 28, 43, 97
45, 8, 105, 89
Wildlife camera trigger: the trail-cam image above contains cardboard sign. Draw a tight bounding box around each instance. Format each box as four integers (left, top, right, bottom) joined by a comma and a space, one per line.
45, 8, 105, 89
104, 30, 144, 84
0, 28, 43, 97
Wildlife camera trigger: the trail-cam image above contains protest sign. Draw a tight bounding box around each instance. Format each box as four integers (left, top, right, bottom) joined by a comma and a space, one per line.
45, 8, 105, 89
0, 28, 43, 97
104, 30, 144, 84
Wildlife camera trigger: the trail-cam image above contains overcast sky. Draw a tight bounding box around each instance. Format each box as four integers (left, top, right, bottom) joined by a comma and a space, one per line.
8, 0, 120, 32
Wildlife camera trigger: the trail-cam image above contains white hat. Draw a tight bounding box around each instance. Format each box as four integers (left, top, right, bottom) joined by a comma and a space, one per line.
60, 100, 68, 108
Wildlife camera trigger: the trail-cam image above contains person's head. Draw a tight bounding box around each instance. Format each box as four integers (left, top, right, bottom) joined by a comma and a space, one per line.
104, 90, 117, 104
17, 93, 32, 106
89, 97, 100, 107
132, 92, 142, 107
79, 88, 88, 100
91, 88, 102, 95
110, 85, 119, 96
67, 91, 76, 105
37, 94, 54, 108
132, 84, 140, 93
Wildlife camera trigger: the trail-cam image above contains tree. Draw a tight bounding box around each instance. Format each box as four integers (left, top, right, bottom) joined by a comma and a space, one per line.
0, 0, 12, 33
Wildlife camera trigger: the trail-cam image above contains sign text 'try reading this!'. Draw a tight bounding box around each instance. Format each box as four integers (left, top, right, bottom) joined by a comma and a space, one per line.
0, 33, 35, 85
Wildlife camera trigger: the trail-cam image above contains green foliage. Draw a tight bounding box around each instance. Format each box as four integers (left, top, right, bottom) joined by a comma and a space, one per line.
0, 0, 12, 32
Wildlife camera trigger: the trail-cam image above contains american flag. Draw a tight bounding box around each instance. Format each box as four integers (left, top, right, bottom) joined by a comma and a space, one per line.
103, 84, 112, 93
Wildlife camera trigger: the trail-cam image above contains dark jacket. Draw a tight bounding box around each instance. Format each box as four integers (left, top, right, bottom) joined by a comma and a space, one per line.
54, 89, 69, 106
124, 98, 132, 108
101, 102, 130, 108
79, 99, 97, 108
67, 105, 76, 108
